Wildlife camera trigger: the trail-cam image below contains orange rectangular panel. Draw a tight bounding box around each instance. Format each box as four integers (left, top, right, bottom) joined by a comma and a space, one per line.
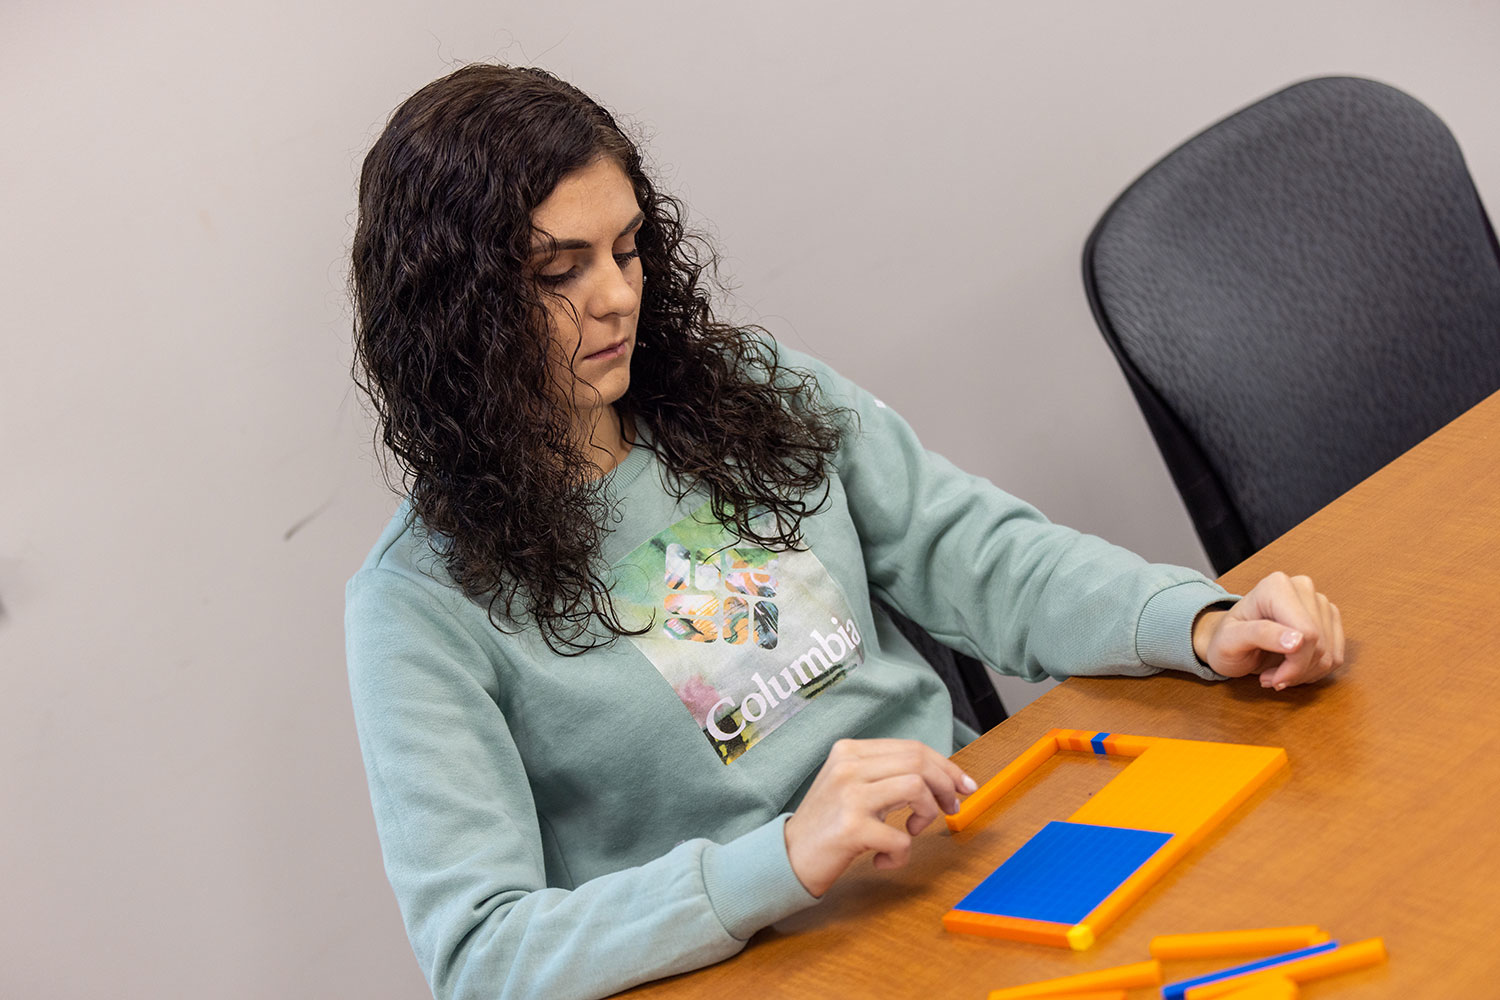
1067, 738, 1287, 839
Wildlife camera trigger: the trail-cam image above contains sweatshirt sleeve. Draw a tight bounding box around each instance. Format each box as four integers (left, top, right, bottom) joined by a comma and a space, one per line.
345, 569, 817, 1000
780, 347, 1231, 683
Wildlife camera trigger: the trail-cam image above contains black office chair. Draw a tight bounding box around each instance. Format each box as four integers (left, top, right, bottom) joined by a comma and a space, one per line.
1084, 76, 1500, 574
877, 600, 1008, 733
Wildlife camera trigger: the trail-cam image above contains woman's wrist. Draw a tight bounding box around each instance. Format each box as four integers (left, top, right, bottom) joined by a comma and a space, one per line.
1191, 607, 1229, 665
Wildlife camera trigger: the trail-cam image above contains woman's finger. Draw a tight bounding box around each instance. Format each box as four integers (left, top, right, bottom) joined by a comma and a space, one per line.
1330, 601, 1345, 666
834, 742, 973, 814
831, 739, 977, 791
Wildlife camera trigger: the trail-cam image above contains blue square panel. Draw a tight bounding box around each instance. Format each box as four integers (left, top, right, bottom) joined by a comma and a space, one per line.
955, 821, 1173, 925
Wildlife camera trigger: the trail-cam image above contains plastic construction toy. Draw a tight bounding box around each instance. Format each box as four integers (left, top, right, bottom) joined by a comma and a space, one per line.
1163, 941, 1338, 1000
945, 729, 1287, 950
1180, 938, 1387, 999
984, 958, 1162, 999
1149, 926, 1329, 960
1204, 979, 1298, 1000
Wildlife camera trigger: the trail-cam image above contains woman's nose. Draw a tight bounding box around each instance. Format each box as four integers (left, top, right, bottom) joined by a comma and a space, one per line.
588, 261, 640, 319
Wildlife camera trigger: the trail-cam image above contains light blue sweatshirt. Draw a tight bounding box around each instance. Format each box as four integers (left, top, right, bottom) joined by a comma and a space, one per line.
345, 343, 1229, 1000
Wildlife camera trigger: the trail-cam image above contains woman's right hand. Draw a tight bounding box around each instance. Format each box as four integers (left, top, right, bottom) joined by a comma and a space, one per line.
783, 738, 978, 897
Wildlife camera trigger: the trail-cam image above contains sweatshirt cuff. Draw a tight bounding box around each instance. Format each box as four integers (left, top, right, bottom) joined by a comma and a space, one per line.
700, 814, 819, 940
1136, 580, 1237, 680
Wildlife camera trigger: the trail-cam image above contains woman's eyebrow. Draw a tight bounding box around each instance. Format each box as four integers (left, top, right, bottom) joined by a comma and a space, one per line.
536, 211, 646, 253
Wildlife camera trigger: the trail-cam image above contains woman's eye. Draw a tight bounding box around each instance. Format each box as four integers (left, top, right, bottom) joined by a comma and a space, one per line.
537, 268, 577, 287
614, 248, 640, 267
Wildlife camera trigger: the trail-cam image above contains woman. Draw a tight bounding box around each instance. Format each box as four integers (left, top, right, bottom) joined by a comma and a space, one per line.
346, 64, 1344, 1000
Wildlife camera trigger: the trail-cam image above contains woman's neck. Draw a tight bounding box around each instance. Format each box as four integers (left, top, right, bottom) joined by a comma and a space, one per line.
577, 404, 634, 478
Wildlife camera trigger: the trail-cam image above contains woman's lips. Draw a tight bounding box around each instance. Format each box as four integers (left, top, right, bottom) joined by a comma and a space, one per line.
584, 340, 628, 361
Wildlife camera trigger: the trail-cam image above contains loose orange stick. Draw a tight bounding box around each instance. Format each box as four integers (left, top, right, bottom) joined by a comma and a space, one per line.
1183, 938, 1386, 1000
1003, 993, 1127, 1000
987, 959, 1162, 999
1208, 977, 1297, 1000
1187, 976, 1295, 1000
1150, 926, 1330, 959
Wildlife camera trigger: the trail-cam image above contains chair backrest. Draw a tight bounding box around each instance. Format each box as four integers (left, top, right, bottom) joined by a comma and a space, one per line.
1084, 76, 1500, 573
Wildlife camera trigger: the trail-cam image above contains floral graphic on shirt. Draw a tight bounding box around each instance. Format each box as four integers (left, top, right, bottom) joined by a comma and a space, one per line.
612, 501, 864, 764
660, 542, 781, 647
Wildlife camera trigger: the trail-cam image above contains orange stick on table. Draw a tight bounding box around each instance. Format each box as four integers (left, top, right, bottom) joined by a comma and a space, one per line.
1150, 926, 1330, 959
1183, 938, 1387, 1000
942, 910, 1081, 948
1208, 977, 1298, 1000
986, 958, 1162, 999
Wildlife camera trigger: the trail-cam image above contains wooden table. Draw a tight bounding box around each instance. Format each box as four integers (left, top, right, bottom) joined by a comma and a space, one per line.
621, 389, 1500, 999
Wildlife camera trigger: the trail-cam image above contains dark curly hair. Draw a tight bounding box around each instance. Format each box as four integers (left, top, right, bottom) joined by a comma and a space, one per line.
351, 64, 849, 653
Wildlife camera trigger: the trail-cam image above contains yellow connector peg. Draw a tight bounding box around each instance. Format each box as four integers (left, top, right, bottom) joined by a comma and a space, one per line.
1064, 924, 1096, 951
1150, 926, 1330, 959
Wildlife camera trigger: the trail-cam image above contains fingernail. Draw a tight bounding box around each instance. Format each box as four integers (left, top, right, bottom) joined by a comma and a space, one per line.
946, 798, 961, 814
1280, 630, 1302, 650
959, 774, 978, 794
1275, 682, 1288, 691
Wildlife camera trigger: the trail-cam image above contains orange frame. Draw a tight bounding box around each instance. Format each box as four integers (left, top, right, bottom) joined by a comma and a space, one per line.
945, 729, 1288, 949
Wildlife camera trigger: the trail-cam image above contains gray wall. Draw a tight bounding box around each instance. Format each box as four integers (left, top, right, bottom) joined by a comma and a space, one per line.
3, 2, 1496, 997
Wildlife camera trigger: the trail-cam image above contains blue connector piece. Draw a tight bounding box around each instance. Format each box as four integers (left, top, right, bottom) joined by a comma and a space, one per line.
1161, 939, 1341, 999
1090, 732, 1111, 755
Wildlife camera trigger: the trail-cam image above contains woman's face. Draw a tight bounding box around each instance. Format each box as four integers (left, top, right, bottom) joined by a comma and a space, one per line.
528, 156, 644, 430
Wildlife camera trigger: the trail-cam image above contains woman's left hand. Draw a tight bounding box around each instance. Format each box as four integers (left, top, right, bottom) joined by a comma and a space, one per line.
1191, 571, 1346, 690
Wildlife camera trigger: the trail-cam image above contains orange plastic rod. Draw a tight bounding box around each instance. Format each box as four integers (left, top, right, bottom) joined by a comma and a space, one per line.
986, 959, 1162, 999
1069, 836, 1187, 942
1053, 729, 1102, 753
1183, 939, 1386, 999
943, 910, 1079, 949
1092, 732, 1156, 756
1050, 730, 1157, 756
1186, 975, 1297, 1000
1001, 992, 1127, 1000
1210, 976, 1298, 1000
1150, 926, 1330, 959
947, 732, 1059, 832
